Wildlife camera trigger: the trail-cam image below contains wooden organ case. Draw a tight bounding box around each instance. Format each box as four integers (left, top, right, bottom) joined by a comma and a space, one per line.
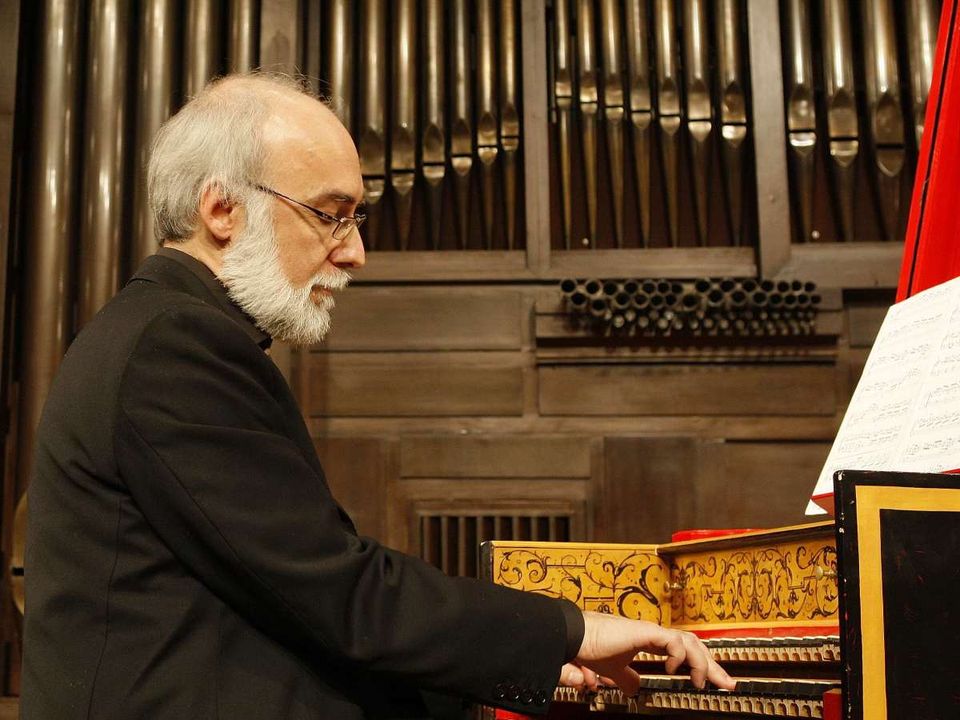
479, 3, 960, 715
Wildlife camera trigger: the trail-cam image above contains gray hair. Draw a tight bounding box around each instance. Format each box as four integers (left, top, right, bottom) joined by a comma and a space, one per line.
147, 73, 312, 243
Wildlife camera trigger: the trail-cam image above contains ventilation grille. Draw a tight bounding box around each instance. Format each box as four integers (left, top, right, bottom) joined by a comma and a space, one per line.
419, 514, 572, 578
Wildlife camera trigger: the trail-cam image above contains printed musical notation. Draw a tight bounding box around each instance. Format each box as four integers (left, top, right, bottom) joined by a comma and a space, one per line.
809, 276, 960, 514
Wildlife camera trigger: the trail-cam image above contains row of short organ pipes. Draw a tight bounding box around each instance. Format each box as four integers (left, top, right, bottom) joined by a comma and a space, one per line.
561, 278, 821, 337
327, 0, 523, 251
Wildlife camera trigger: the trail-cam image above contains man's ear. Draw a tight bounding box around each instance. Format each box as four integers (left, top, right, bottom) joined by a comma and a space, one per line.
198, 184, 241, 245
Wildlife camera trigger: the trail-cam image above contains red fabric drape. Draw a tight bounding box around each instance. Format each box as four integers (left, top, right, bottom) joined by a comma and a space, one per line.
897, 0, 960, 301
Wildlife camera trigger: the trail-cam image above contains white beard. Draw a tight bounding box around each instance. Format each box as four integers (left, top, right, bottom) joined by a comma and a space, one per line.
219, 193, 351, 346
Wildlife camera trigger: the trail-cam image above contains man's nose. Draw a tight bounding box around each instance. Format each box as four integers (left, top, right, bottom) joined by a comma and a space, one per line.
331, 231, 366, 269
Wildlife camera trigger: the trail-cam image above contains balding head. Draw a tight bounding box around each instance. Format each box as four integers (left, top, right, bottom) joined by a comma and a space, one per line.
147, 72, 356, 243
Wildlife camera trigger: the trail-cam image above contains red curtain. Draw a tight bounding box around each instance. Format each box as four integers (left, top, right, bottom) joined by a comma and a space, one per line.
898, 0, 960, 301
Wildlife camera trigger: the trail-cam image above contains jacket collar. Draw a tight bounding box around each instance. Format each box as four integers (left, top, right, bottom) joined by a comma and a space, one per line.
131, 248, 272, 349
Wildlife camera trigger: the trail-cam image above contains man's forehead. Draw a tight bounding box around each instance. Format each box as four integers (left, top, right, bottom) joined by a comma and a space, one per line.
261, 100, 362, 199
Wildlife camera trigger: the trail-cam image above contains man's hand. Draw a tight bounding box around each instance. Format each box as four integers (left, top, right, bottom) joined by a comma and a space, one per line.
559, 611, 736, 695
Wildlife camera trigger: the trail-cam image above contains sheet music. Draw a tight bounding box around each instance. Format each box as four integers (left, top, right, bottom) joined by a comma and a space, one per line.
808, 277, 960, 514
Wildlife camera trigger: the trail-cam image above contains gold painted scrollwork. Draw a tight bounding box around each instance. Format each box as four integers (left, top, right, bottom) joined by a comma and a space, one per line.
491, 545, 668, 624
670, 540, 838, 626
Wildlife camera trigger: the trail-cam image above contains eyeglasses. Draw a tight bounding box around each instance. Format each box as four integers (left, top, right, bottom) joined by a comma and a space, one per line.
252, 184, 367, 241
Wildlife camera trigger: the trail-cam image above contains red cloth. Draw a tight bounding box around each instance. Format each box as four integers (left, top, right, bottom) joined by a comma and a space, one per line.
898, 0, 960, 301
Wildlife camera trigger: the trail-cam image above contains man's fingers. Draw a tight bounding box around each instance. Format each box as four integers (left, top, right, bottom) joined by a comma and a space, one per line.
682, 634, 710, 689
663, 633, 686, 675
603, 664, 641, 697
678, 633, 737, 691
660, 631, 736, 691
559, 663, 585, 688
707, 657, 737, 691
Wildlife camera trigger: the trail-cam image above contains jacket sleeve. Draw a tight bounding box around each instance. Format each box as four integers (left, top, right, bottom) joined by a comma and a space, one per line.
114, 302, 573, 713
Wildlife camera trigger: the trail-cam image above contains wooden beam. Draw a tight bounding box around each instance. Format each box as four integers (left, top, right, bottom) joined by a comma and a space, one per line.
777, 242, 903, 289
520, 0, 551, 274
746, 0, 792, 278
259, 0, 300, 73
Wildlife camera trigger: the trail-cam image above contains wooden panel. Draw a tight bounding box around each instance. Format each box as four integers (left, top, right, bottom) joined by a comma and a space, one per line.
313, 437, 390, 539
847, 303, 890, 348
696, 441, 831, 530
600, 438, 832, 544
599, 437, 704, 543
306, 352, 524, 416
355, 250, 533, 281
399, 435, 592, 478
321, 288, 523, 351
779, 242, 903, 289
0, 697, 17, 720
548, 248, 755, 279
309, 414, 841, 441
539, 364, 837, 416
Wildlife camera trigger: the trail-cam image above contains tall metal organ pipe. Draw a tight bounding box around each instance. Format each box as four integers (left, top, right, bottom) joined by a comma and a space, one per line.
654, 0, 681, 246
131, 0, 177, 266
79, 0, 130, 327
422, 0, 446, 249
18, 0, 82, 496
625, 0, 653, 247
326, 0, 353, 131
359, 0, 387, 249
184, 0, 221, 99
601, 0, 626, 248
228, 0, 260, 73
821, 0, 859, 241
391, 0, 417, 249
500, 0, 520, 250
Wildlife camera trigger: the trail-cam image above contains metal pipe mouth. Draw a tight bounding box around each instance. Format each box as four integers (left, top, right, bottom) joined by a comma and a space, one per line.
656, 280, 671, 294
603, 280, 621, 296
569, 291, 588, 308
719, 278, 736, 293
584, 279, 603, 296
681, 293, 700, 310
622, 280, 639, 295
751, 291, 768, 305
560, 278, 578, 295
641, 280, 657, 294
741, 279, 758, 293
730, 290, 747, 308
613, 291, 632, 310
632, 293, 651, 309
707, 289, 724, 307
694, 278, 711, 293
589, 297, 609, 317
760, 279, 775, 292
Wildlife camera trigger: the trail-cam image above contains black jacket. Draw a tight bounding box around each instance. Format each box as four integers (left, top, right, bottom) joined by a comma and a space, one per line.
23, 251, 575, 719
